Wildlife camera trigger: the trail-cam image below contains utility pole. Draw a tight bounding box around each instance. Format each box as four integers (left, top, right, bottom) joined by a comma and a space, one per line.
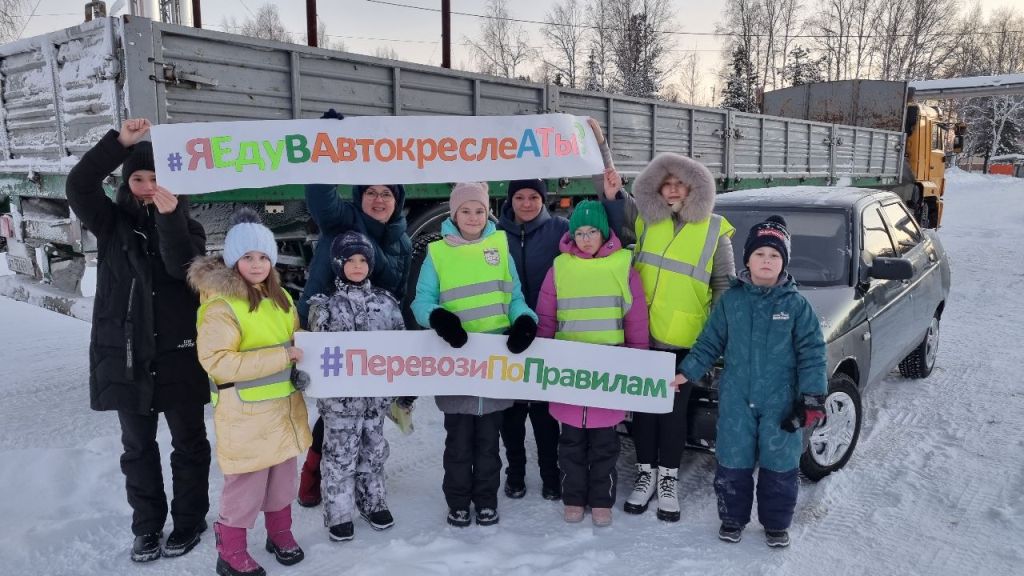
306, 0, 318, 47
192, 0, 202, 28
441, 0, 451, 68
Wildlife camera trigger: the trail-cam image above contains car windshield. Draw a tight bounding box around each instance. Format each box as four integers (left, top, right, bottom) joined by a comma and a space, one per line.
715, 208, 850, 287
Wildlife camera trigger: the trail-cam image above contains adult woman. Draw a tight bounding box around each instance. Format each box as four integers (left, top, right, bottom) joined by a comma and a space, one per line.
66, 118, 211, 562
601, 152, 736, 523
495, 178, 567, 500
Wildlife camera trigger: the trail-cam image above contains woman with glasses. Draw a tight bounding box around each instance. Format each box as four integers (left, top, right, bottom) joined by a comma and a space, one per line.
596, 122, 736, 524
495, 178, 568, 502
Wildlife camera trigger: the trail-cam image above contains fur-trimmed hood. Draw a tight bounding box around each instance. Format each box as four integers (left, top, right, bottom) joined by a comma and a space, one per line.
187, 254, 251, 302
631, 153, 717, 224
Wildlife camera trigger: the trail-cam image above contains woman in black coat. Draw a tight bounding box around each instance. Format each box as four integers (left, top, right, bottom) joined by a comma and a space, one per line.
66, 119, 211, 563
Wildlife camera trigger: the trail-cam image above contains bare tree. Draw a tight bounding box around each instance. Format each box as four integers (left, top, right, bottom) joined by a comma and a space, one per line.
0, 0, 26, 42
584, 0, 616, 91
374, 46, 400, 60
543, 0, 588, 88
237, 3, 290, 43
679, 50, 704, 105
609, 0, 675, 98
314, 20, 346, 51
873, 0, 965, 81
466, 0, 535, 78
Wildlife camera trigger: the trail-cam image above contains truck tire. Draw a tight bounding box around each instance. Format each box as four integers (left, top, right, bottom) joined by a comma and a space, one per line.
403, 203, 450, 324
800, 373, 862, 481
898, 313, 940, 379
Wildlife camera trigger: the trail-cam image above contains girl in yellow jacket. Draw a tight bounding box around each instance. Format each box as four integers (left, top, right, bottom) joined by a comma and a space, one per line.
188, 208, 312, 576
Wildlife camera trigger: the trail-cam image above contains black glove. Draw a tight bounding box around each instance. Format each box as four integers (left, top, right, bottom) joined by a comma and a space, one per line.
781, 394, 826, 432
506, 315, 538, 354
429, 308, 468, 348
321, 108, 345, 120
291, 368, 311, 392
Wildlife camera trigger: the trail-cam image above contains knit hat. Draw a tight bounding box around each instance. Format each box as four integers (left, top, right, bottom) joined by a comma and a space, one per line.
222, 207, 278, 268
449, 181, 489, 213
121, 141, 155, 179
331, 230, 375, 280
743, 215, 791, 270
507, 178, 548, 201
569, 200, 609, 240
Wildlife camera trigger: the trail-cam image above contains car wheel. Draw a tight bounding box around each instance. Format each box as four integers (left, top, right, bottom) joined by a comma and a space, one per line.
800, 373, 862, 481
898, 314, 939, 379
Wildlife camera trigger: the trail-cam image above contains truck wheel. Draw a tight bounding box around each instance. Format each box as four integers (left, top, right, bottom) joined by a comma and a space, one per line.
403, 203, 450, 323
915, 198, 931, 229
898, 313, 940, 379
800, 373, 861, 481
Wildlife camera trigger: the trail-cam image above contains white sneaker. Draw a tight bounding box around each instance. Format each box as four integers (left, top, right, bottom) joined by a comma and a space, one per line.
656, 466, 680, 522
623, 463, 657, 514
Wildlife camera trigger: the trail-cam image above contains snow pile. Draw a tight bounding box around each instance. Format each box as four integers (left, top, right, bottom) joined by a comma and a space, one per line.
1, 173, 1023, 575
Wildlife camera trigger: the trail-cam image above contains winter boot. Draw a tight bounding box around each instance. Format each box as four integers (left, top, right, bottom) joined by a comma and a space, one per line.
504, 477, 526, 499
656, 466, 680, 522
563, 505, 585, 523
214, 522, 265, 576
541, 483, 561, 501
591, 508, 613, 527
446, 508, 471, 528
297, 448, 322, 507
328, 521, 354, 542
475, 507, 500, 526
623, 463, 657, 514
718, 523, 744, 543
264, 506, 304, 566
360, 509, 395, 531
163, 520, 207, 558
765, 529, 791, 548
130, 532, 162, 563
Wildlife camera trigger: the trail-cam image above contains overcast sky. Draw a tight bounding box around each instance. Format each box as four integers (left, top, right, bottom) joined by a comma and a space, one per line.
18, 0, 1019, 102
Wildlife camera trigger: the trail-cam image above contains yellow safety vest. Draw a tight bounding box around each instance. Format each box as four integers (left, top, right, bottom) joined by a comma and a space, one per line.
198, 293, 296, 406
428, 232, 514, 334
633, 214, 734, 348
552, 249, 633, 345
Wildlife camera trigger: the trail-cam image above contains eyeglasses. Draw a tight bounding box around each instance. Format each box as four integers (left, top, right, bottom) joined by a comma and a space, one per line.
364, 190, 394, 201
573, 229, 602, 241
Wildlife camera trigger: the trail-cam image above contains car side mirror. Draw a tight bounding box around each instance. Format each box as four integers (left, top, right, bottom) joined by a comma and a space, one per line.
869, 257, 914, 280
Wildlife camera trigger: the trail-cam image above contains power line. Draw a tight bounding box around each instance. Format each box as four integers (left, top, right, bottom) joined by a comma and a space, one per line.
364, 0, 1024, 40
15, 0, 43, 41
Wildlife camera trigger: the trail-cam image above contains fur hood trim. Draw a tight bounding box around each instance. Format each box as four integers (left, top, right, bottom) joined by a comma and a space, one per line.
187, 254, 251, 301
631, 153, 717, 224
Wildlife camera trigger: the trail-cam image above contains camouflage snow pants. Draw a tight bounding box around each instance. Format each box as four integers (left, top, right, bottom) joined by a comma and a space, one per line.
319, 400, 391, 527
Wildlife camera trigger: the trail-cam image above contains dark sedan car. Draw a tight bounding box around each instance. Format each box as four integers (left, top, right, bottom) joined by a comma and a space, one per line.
683, 187, 951, 480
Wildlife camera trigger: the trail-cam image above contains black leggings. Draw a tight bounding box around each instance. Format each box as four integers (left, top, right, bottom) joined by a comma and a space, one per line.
631, 348, 692, 469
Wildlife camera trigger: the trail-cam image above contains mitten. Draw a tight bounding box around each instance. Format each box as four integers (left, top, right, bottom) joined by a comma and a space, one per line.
387, 399, 415, 435
429, 308, 468, 348
321, 108, 345, 120
291, 368, 311, 392
781, 394, 826, 432
506, 315, 538, 354
396, 396, 416, 410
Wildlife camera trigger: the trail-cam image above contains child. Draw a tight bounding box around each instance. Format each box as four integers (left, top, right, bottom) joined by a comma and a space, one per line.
535, 201, 649, 527
306, 230, 410, 543
411, 181, 539, 528
189, 209, 312, 576
674, 215, 827, 548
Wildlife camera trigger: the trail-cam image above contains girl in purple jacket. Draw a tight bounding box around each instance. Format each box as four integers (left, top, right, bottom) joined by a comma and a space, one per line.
535, 201, 649, 527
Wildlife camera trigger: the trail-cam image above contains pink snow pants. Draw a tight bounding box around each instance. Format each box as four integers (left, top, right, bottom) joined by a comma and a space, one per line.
219, 457, 298, 529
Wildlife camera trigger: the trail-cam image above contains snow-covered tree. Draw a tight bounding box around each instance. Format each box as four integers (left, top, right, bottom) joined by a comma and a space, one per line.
609, 0, 674, 98
543, 0, 588, 89
783, 45, 823, 86
721, 45, 759, 112
236, 3, 290, 43
584, 0, 615, 91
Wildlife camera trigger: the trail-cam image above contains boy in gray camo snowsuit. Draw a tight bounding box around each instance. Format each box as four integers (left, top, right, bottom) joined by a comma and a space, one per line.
307, 231, 412, 543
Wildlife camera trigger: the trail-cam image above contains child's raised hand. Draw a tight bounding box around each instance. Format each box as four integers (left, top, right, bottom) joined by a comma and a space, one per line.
286, 346, 304, 363
117, 118, 151, 148
603, 168, 622, 200
670, 373, 687, 391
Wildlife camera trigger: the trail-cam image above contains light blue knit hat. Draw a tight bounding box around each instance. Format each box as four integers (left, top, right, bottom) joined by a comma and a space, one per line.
222, 207, 277, 268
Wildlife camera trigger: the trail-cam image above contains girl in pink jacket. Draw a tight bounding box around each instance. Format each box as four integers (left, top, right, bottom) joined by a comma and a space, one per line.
535, 200, 649, 527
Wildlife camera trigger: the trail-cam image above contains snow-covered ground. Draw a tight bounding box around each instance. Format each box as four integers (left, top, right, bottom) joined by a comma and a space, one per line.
1, 171, 1022, 576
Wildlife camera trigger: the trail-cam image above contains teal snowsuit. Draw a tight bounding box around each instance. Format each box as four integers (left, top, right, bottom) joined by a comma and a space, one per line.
680, 272, 827, 472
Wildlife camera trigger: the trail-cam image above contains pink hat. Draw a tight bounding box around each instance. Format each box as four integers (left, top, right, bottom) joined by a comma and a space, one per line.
449, 181, 490, 213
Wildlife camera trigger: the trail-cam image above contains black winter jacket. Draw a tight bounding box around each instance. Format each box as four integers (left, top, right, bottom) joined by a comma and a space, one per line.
67, 130, 209, 414
497, 201, 569, 310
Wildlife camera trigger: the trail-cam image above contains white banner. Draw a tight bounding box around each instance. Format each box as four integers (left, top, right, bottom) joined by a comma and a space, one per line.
150, 114, 603, 195
295, 331, 676, 413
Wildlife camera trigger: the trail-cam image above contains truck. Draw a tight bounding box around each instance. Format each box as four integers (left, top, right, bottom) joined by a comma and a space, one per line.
0, 15, 908, 306
762, 80, 967, 228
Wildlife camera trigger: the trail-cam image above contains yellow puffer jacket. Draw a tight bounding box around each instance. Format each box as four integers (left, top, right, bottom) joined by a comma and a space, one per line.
188, 255, 312, 475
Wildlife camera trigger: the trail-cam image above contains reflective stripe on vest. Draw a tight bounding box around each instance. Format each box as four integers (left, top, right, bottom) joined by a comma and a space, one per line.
553, 249, 633, 345
634, 214, 734, 348
429, 232, 514, 333
198, 293, 296, 406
